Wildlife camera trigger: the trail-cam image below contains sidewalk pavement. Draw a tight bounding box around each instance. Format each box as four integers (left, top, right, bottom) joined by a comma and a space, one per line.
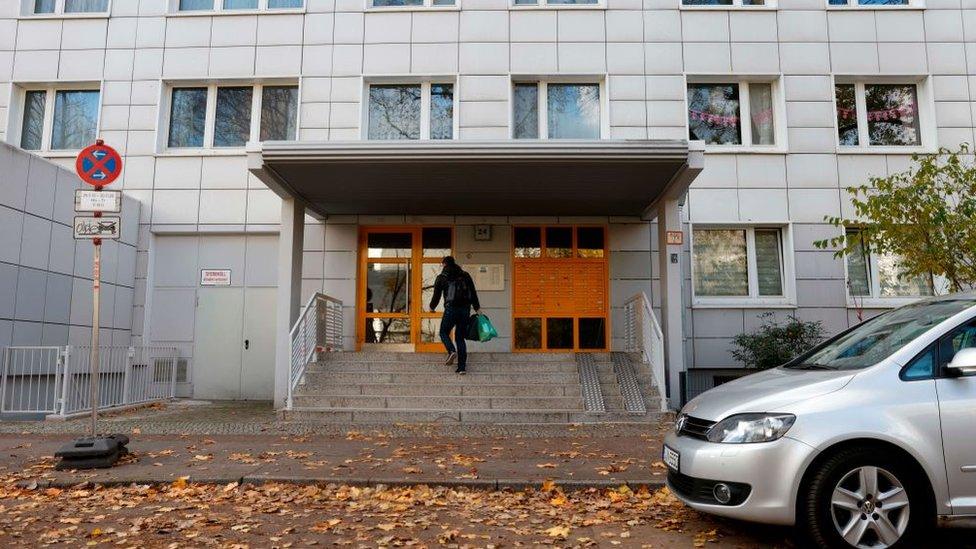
0, 401, 672, 490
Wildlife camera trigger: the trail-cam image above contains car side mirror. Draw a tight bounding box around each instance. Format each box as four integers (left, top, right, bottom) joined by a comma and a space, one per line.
947, 348, 976, 376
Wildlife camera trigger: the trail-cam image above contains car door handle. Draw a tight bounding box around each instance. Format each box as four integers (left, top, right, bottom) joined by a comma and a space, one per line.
244, 339, 250, 350
961, 465, 976, 473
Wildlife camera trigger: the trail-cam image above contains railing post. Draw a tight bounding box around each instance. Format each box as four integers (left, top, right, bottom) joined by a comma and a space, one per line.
0, 348, 9, 414
122, 346, 134, 405
58, 346, 72, 417
170, 354, 178, 399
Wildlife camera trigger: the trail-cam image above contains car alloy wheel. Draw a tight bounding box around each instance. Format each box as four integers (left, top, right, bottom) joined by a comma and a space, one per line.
829, 465, 910, 548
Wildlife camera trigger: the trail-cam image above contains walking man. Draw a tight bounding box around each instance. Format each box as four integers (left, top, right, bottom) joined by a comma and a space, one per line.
429, 256, 480, 374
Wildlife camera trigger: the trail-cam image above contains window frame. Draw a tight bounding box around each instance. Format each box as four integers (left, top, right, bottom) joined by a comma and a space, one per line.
366, 0, 459, 10
684, 76, 786, 153
21, 0, 112, 17
842, 227, 945, 308
826, 0, 923, 10
361, 79, 459, 141
11, 83, 103, 155
160, 81, 300, 154
169, 0, 305, 15
679, 0, 777, 10
509, 79, 609, 140
689, 224, 797, 308
832, 77, 934, 154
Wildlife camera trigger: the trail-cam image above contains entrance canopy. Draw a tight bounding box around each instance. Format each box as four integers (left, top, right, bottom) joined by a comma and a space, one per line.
247, 140, 704, 219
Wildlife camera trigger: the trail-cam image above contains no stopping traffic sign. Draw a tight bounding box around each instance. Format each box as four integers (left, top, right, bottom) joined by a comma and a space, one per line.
75, 140, 122, 187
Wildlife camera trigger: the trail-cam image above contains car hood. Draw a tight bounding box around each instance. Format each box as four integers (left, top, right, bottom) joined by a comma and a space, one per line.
680, 367, 857, 421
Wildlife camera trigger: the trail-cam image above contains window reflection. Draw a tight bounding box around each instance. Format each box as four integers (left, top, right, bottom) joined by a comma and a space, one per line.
65, 0, 108, 12
430, 84, 454, 140
692, 229, 749, 296
214, 87, 253, 147
51, 90, 99, 150
168, 88, 207, 148
368, 85, 421, 140
513, 84, 539, 139
33, 0, 55, 12
261, 86, 299, 141
866, 84, 920, 146
269, 0, 304, 6
835, 84, 859, 146
367, 264, 410, 313
547, 84, 600, 139
20, 91, 46, 151
224, 0, 258, 8
179, 0, 214, 9
687, 84, 741, 145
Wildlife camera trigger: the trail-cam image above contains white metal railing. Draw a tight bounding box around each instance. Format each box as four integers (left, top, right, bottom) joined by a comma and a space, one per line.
288, 293, 343, 408
623, 292, 669, 412
0, 345, 182, 418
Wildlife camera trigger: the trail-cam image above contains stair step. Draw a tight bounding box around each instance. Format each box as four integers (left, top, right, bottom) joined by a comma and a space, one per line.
301, 371, 581, 385
308, 362, 582, 373
298, 383, 581, 398
291, 395, 584, 410
319, 352, 580, 363
284, 408, 663, 424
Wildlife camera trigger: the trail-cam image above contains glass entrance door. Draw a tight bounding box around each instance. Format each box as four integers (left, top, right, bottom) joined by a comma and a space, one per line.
359, 227, 454, 352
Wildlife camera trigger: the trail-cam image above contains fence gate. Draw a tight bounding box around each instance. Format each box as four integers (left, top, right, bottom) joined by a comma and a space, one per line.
0, 347, 64, 414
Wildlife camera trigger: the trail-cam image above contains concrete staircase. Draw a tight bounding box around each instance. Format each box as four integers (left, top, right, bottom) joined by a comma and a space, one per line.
284, 352, 665, 425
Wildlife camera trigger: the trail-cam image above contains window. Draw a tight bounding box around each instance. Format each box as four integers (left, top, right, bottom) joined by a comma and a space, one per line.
30, 0, 109, 14
687, 82, 777, 147
18, 87, 100, 152
902, 320, 976, 381
844, 228, 933, 300
366, 83, 454, 140
829, 0, 910, 6
835, 83, 922, 147
692, 227, 791, 304
512, 82, 602, 139
514, 0, 597, 6
166, 83, 298, 150
177, 0, 303, 11
683, 0, 766, 5
371, 0, 455, 7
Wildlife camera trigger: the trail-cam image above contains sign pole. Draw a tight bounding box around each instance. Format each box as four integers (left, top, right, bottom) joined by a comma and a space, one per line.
90, 233, 101, 437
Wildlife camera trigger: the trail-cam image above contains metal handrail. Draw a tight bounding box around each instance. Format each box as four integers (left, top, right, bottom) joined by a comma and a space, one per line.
623, 292, 669, 412
288, 292, 343, 409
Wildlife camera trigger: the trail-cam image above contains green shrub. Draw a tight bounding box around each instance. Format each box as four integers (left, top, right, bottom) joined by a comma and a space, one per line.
730, 313, 826, 370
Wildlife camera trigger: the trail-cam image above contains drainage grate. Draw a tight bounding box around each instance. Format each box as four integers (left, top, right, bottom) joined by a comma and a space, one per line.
611, 353, 647, 414
575, 353, 606, 413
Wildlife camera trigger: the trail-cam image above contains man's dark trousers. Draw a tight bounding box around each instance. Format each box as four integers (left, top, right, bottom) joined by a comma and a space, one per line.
439, 304, 472, 369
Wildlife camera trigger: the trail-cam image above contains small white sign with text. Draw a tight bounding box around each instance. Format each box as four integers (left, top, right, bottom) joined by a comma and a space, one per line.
200, 269, 232, 286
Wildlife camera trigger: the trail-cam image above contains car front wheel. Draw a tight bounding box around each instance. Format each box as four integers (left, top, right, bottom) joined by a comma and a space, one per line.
800, 447, 931, 549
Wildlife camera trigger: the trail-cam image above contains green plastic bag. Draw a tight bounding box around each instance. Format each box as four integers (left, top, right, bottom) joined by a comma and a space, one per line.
475, 313, 498, 343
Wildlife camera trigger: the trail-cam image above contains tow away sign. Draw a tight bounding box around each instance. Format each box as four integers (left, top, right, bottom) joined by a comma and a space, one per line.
74, 216, 121, 240
75, 189, 122, 213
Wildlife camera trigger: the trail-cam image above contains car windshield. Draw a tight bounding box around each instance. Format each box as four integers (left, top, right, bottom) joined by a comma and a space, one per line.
787, 298, 976, 371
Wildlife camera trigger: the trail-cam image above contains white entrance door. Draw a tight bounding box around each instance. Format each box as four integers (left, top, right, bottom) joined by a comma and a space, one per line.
192, 288, 245, 400
241, 287, 277, 399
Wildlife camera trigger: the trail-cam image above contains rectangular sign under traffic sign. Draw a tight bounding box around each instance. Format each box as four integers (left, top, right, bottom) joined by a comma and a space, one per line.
75, 189, 122, 213
74, 216, 121, 240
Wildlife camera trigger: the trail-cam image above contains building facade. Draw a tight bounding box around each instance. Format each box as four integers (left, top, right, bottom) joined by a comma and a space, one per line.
0, 0, 968, 407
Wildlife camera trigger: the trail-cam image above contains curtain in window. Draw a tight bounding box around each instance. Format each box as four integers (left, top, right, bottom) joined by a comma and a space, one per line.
513, 84, 539, 139
260, 86, 298, 141
20, 91, 46, 151
64, 0, 109, 12
168, 88, 207, 148
866, 84, 920, 146
845, 230, 872, 297
34, 0, 56, 12
223, 0, 258, 8
179, 0, 214, 10
754, 229, 783, 296
693, 229, 749, 297
687, 84, 741, 145
547, 84, 600, 139
368, 85, 421, 140
214, 87, 254, 147
430, 84, 453, 140
51, 90, 99, 150
749, 83, 775, 145
835, 84, 859, 146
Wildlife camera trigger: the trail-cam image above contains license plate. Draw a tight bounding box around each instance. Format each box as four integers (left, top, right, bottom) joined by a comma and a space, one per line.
663, 445, 680, 472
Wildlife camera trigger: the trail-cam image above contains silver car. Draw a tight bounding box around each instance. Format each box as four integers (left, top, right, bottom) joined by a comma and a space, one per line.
663, 293, 976, 549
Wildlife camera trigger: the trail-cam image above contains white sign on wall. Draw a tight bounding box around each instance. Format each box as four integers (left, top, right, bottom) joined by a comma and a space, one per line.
466, 264, 505, 292
200, 269, 232, 286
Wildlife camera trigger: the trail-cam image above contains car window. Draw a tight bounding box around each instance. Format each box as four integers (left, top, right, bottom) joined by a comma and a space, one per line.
939, 320, 976, 370
902, 345, 937, 381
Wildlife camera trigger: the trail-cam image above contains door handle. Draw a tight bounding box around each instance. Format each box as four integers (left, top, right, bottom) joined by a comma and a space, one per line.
244, 339, 250, 350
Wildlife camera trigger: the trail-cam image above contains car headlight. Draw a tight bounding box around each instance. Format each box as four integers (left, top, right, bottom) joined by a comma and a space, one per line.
706, 413, 796, 444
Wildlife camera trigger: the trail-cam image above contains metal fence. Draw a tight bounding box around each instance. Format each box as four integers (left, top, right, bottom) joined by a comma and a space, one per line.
623, 292, 670, 412
0, 345, 182, 418
288, 292, 343, 408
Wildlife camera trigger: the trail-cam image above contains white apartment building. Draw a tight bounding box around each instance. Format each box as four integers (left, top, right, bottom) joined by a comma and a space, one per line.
0, 0, 968, 408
